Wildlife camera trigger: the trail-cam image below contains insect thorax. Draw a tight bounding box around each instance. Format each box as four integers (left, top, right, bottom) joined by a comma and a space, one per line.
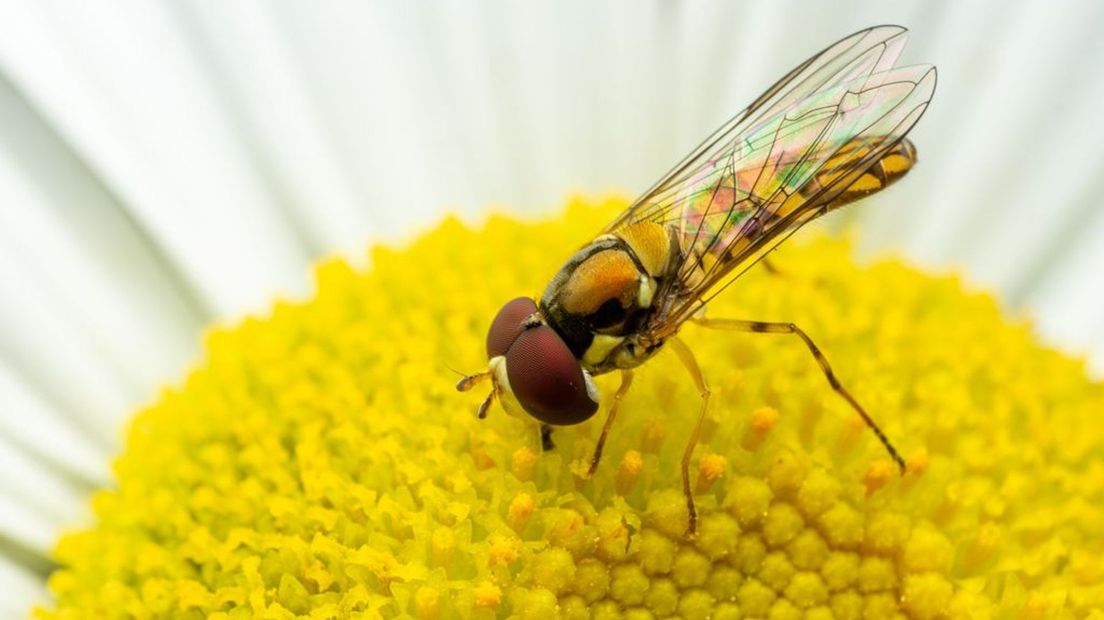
539, 222, 680, 374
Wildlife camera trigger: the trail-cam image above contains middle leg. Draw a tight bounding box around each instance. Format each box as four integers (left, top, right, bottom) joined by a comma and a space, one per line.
667, 336, 711, 537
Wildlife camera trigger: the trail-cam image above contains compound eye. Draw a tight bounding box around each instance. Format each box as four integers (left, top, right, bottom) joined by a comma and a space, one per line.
505, 325, 599, 425
486, 297, 538, 359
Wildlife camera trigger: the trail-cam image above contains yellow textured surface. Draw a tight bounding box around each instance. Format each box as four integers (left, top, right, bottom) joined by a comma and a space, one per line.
37, 198, 1104, 618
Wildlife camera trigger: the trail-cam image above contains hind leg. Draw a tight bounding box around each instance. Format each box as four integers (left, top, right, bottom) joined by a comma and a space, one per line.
692, 317, 904, 472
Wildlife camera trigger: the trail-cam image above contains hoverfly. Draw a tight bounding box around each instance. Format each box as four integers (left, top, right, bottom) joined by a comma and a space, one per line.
458, 25, 936, 535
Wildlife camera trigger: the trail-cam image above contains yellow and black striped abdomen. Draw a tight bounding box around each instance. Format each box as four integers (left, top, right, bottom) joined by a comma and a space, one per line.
813, 137, 918, 211
767, 136, 918, 224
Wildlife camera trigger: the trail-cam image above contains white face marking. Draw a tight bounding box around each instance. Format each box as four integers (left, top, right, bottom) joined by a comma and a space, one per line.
582, 369, 600, 403
488, 355, 524, 418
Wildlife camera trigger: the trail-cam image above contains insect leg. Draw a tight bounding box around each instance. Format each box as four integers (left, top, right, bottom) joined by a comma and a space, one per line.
667, 336, 710, 537
540, 424, 555, 452
456, 372, 490, 392
587, 369, 635, 477
692, 317, 905, 473
476, 390, 495, 419
760, 258, 788, 279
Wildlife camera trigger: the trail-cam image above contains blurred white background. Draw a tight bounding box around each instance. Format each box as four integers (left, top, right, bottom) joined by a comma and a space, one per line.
1, 0, 1103, 613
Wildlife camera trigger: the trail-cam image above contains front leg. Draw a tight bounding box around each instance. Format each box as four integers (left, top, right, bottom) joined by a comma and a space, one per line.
540, 423, 555, 452
587, 369, 634, 476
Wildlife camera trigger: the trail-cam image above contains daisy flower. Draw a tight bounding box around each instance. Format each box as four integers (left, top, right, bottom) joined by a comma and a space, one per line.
32, 198, 1104, 618
1, 2, 1103, 618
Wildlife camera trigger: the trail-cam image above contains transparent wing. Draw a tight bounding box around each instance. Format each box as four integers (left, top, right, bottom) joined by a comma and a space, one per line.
604, 25, 912, 233
656, 64, 936, 331
597, 26, 936, 337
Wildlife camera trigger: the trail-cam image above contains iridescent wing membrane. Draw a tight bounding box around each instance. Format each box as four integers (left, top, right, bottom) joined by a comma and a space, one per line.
603, 26, 936, 336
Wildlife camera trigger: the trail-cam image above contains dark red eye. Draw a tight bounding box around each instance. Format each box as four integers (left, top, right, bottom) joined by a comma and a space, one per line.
486, 297, 538, 359
505, 325, 599, 425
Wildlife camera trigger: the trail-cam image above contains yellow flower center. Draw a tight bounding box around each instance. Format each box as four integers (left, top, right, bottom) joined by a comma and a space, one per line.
37, 198, 1104, 619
